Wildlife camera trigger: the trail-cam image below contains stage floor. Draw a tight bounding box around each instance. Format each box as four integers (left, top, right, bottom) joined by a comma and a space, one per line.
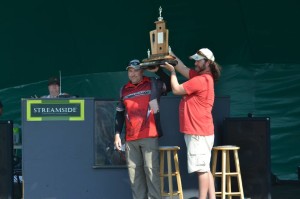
172, 181, 300, 199
13, 180, 300, 199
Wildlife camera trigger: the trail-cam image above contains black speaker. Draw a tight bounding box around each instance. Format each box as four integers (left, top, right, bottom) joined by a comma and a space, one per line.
223, 117, 271, 199
0, 120, 14, 199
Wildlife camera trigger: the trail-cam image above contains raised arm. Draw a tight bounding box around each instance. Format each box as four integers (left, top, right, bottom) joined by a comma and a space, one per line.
155, 67, 171, 93
162, 62, 187, 96
170, 51, 190, 79
146, 66, 171, 94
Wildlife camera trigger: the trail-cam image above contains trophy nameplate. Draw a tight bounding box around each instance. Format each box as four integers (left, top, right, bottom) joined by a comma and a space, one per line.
140, 7, 177, 69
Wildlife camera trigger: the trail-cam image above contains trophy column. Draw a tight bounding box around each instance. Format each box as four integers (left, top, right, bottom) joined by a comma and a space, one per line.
140, 7, 177, 69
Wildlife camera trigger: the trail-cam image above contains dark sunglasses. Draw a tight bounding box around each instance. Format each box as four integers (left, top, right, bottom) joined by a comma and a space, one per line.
196, 50, 207, 59
129, 61, 140, 66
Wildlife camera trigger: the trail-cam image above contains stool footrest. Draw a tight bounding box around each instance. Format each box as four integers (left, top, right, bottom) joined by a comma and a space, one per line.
215, 191, 242, 196
160, 172, 179, 177
162, 191, 181, 196
214, 172, 239, 176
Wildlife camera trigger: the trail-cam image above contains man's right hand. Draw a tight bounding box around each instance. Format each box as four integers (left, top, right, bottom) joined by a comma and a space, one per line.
161, 62, 175, 72
114, 133, 122, 151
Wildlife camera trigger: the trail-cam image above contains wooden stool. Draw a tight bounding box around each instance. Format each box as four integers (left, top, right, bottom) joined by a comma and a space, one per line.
159, 146, 184, 199
211, 145, 244, 199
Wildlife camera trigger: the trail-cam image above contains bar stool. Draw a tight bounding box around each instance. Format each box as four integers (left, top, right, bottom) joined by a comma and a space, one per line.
211, 145, 244, 199
159, 146, 184, 199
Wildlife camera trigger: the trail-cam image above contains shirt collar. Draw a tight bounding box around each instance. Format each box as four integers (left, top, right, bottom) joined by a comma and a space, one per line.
125, 76, 150, 88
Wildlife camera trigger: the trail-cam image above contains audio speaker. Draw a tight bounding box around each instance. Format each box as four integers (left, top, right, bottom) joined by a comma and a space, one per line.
223, 117, 271, 199
0, 120, 14, 199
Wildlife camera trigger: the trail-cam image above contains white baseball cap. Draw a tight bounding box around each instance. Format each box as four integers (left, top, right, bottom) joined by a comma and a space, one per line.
190, 48, 215, 62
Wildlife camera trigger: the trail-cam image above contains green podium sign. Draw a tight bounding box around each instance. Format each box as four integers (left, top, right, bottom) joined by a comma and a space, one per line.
26, 99, 85, 121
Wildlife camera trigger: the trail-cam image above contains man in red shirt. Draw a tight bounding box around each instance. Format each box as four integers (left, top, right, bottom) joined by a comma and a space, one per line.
114, 59, 170, 199
163, 48, 221, 199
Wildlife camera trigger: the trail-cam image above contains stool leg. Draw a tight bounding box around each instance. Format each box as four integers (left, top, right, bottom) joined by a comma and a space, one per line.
173, 150, 183, 199
226, 151, 232, 199
167, 150, 174, 198
160, 150, 165, 196
211, 150, 217, 179
211, 150, 219, 198
221, 150, 226, 199
234, 150, 244, 199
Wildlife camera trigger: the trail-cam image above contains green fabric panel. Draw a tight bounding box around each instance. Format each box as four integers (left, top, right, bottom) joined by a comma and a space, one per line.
216, 64, 300, 180
1, 64, 300, 180
1, 0, 300, 89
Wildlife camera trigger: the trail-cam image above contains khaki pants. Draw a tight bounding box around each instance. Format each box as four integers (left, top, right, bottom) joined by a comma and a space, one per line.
126, 138, 161, 199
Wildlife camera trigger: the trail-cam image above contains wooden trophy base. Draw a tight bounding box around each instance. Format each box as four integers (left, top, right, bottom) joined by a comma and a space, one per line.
140, 54, 178, 69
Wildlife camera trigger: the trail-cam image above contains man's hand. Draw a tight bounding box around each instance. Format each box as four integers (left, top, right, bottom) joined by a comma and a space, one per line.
114, 133, 122, 151
161, 62, 175, 73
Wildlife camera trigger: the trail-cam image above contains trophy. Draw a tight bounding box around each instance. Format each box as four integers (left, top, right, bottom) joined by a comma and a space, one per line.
140, 7, 178, 69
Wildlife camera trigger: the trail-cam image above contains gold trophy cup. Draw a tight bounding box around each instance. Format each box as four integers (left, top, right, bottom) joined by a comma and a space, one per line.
140, 7, 177, 69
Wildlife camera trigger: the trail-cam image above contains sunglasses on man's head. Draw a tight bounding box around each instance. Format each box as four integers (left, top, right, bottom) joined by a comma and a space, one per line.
196, 50, 207, 58
129, 61, 140, 66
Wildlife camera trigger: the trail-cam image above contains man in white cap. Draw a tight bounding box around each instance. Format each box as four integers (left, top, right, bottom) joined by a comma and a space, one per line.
163, 48, 221, 199
114, 59, 171, 199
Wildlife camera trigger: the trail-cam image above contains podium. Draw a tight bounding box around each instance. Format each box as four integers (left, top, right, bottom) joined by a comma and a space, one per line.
21, 98, 132, 199
22, 98, 91, 198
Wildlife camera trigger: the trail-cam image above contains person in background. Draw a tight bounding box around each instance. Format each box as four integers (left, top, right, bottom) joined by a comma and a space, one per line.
114, 59, 170, 199
41, 77, 69, 98
163, 48, 221, 199
0, 100, 3, 116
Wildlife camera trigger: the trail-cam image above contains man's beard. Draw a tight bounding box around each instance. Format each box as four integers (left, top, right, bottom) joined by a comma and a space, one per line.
196, 65, 207, 73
